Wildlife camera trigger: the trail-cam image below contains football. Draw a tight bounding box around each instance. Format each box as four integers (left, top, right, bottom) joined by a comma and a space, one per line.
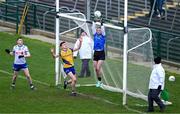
169, 76, 175, 81
94, 10, 101, 17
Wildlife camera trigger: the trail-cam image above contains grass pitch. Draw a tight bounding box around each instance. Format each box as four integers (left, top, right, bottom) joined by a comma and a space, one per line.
0, 32, 180, 113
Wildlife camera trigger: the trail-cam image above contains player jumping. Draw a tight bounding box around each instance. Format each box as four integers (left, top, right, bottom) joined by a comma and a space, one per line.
5, 38, 35, 90
50, 38, 82, 96
92, 21, 106, 87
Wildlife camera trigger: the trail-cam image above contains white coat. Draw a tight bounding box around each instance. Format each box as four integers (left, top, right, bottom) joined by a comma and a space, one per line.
149, 63, 165, 90
73, 35, 93, 59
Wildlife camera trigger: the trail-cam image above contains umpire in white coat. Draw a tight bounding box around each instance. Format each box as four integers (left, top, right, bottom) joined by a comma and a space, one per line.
147, 57, 165, 112
73, 31, 93, 77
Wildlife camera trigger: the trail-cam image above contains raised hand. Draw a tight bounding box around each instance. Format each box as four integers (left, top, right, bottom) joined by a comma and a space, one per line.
50, 48, 55, 53
79, 37, 83, 42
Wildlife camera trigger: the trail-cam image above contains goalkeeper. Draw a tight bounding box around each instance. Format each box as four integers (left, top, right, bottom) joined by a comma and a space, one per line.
5, 38, 35, 90
91, 19, 106, 87
51, 38, 82, 96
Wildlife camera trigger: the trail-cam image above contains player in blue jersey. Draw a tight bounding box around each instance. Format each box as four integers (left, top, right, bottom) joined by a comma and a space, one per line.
5, 38, 35, 90
92, 21, 106, 87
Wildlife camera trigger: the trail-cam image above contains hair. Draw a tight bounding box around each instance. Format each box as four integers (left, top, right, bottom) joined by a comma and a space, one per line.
96, 26, 101, 29
60, 41, 66, 47
154, 57, 161, 64
81, 31, 87, 36
80, 29, 84, 33
16, 37, 23, 41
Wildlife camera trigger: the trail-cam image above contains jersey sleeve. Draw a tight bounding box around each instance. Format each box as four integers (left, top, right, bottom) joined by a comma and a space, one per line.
12, 46, 16, 55
73, 40, 80, 57
92, 21, 96, 35
70, 48, 73, 52
25, 46, 30, 56
101, 25, 106, 36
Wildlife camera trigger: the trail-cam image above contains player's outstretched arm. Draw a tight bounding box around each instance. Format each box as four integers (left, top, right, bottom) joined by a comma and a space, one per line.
73, 37, 82, 52
50, 48, 59, 58
5, 49, 14, 56
101, 20, 106, 36
92, 21, 96, 35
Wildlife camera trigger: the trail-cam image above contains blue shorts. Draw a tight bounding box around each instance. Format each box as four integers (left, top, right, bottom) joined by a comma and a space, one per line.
64, 66, 76, 75
13, 63, 28, 71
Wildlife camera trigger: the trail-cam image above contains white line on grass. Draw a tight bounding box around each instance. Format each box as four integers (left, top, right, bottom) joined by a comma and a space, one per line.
0, 69, 119, 105
0, 69, 144, 113
0, 69, 50, 86
124, 105, 146, 114
77, 92, 120, 106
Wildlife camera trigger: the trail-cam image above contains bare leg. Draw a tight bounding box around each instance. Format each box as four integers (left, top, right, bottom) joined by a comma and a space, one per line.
94, 60, 104, 87
93, 61, 98, 77
94, 60, 104, 80
67, 79, 72, 84
23, 68, 34, 89
67, 72, 77, 93
11, 71, 18, 88
96, 60, 104, 77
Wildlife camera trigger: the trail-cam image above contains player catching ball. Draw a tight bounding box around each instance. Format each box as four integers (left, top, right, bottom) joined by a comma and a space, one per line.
5, 38, 35, 90
92, 19, 106, 87
50, 38, 82, 96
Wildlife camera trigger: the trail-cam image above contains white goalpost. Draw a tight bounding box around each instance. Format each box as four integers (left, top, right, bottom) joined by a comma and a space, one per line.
55, 0, 153, 105
123, 0, 128, 105
55, 0, 60, 86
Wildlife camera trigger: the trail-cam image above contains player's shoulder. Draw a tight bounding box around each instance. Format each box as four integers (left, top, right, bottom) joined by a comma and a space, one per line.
69, 48, 73, 51
22, 44, 28, 47
22, 45, 29, 49
13, 45, 18, 49
69, 48, 74, 53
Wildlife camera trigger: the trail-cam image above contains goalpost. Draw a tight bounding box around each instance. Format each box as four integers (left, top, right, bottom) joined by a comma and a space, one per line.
55, 0, 153, 105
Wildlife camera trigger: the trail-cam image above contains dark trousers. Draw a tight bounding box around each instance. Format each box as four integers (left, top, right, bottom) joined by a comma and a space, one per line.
157, 0, 165, 15
148, 89, 165, 111
149, 0, 158, 16
80, 59, 91, 77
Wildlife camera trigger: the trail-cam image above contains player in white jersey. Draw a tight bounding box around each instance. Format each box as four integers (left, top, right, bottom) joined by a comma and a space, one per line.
5, 38, 35, 90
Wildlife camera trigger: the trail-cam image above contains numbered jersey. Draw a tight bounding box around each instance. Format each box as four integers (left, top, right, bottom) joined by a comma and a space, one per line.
13, 45, 30, 64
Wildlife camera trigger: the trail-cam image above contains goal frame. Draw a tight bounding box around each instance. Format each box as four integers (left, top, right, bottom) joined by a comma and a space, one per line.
55, 0, 152, 105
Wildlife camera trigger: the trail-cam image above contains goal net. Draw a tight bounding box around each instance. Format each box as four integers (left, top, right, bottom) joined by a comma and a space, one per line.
57, 12, 153, 101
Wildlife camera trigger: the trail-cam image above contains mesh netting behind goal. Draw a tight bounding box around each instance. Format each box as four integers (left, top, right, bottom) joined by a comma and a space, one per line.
127, 28, 153, 100
58, 13, 153, 101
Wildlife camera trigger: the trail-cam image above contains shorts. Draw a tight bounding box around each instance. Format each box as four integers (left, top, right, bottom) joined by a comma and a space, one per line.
13, 63, 28, 71
93, 50, 105, 61
64, 66, 76, 75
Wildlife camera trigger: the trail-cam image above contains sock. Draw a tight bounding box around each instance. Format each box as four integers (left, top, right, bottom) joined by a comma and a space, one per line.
67, 80, 72, 84
98, 77, 101, 81
12, 76, 17, 85
12, 82, 15, 86
30, 83, 34, 87
72, 90, 76, 93
26, 76, 32, 85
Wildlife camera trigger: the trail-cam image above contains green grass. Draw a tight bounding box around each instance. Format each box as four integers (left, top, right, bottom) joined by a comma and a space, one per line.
0, 32, 180, 113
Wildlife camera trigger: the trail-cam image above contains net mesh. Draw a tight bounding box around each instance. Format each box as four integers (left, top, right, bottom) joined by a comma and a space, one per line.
58, 13, 153, 101
127, 28, 153, 100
